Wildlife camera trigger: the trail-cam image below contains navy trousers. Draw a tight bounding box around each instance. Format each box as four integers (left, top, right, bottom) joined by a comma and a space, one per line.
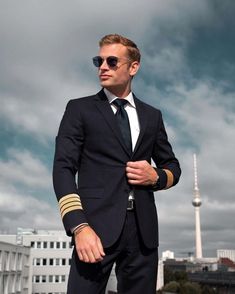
67, 210, 158, 294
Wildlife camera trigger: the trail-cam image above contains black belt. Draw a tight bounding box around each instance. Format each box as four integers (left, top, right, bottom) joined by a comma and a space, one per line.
127, 199, 135, 210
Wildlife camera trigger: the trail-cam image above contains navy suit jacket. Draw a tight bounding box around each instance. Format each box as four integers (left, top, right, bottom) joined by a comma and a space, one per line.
53, 89, 181, 249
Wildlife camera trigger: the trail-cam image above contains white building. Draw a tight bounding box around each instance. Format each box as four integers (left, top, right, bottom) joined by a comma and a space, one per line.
0, 241, 31, 294
162, 250, 174, 261
0, 229, 72, 294
217, 249, 235, 262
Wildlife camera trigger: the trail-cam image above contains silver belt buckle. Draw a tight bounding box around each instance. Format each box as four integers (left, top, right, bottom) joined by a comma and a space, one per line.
127, 199, 134, 210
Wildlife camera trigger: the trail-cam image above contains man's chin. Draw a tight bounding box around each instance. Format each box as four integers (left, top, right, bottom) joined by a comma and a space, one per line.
100, 81, 112, 88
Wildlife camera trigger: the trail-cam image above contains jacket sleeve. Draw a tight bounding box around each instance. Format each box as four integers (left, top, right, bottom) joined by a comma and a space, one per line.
152, 111, 181, 191
53, 100, 87, 236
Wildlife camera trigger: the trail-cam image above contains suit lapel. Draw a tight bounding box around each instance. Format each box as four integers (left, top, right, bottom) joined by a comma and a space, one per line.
94, 89, 131, 156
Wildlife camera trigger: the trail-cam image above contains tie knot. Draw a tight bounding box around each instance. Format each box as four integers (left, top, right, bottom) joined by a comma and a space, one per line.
113, 98, 128, 108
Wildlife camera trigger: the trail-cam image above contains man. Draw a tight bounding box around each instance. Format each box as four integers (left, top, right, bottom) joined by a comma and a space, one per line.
53, 34, 181, 294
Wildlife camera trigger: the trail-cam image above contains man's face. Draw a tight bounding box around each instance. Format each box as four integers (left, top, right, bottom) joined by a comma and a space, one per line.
97, 43, 139, 92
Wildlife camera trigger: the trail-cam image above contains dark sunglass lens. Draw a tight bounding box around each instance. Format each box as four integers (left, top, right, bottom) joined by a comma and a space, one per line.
107, 56, 118, 67
92, 56, 103, 67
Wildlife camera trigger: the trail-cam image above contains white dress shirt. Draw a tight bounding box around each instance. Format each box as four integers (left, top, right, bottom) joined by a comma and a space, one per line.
104, 88, 140, 151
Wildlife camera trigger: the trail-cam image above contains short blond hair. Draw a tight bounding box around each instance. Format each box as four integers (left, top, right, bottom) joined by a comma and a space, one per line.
99, 34, 141, 62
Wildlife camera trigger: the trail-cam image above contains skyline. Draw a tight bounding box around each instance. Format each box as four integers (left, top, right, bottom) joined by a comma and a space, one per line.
0, 0, 235, 257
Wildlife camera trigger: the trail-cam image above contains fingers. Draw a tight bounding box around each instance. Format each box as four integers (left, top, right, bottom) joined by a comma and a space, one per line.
126, 161, 144, 181
126, 160, 158, 186
126, 160, 147, 184
77, 241, 104, 263
75, 226, 105, 263
97, 237, 106, 257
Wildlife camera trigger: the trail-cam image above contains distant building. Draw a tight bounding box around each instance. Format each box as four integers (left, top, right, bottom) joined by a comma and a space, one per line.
188, 271, 235, 293
162, 256, 235, 293
0, 241, 31, 294
0, 229, 72, 294
162, 250, 174, 261
218, 257, 235, 272
164, 258, 202, 273
217, 249, 235, 262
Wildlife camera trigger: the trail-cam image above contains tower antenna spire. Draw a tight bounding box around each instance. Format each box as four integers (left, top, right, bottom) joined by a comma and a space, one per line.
192, 153, 203, 259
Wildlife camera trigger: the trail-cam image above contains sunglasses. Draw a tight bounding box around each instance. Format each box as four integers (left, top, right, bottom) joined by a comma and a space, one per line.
92, 56, 130, 68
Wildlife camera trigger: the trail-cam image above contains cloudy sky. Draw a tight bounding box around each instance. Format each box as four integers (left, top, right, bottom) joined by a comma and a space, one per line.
0, 0, 234, 258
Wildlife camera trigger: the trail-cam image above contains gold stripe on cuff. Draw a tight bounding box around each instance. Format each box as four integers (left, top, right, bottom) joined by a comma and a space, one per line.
60, 201, 82, 214
59, 193, 83, 219
163, 169, 174, 189
61, 205, 83, 219
60, 198, 81, 210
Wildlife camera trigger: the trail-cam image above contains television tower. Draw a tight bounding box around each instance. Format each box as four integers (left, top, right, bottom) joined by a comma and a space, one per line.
192, 153, 203, 259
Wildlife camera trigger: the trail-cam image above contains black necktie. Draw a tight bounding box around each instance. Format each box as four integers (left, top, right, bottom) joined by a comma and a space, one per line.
113, 99, 132, 152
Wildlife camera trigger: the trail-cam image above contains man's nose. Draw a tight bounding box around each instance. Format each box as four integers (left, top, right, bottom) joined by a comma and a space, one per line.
99, 60, 109, 70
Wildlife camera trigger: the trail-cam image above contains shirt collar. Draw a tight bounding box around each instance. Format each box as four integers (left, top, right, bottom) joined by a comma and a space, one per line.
104, 88, 136, 108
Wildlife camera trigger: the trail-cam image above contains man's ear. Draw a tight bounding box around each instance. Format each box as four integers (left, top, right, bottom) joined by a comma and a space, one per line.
129, 61, 140, 77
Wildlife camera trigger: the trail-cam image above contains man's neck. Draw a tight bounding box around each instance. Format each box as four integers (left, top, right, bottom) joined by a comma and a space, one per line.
104, 84, 131, 98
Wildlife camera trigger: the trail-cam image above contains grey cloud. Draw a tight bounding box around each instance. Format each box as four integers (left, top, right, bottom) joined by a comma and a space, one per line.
0, 148, 51, 189
0, 0, 220, 138
0, 187, 61, 233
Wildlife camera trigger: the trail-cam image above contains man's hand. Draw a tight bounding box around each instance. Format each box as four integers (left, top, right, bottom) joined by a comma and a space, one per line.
74, 226, 105, 263
126, 160, 159, 186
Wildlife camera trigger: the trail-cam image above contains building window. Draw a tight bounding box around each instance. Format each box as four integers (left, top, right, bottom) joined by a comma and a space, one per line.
24, 254, 30, 267
62, 242, 66, 249
37, 242, 41, 249
17, 253, 22, 270
61, 275, 66, 282
49, 275, 53, 283
55, 275, 59, 283
42, 275, 46, 283
5, 251, 10, 271
31, 241, 35, 248
49, 258, 53, 266
35, 276, 40, 283
56, 258, 60, 266
43, 241, 47, 249
43, 258, 47, 266
36, 258, 41, 266
11, 252, 16, 271
50, 241, 54, 249
62, 258, 66, 266
56, 242, 60, 249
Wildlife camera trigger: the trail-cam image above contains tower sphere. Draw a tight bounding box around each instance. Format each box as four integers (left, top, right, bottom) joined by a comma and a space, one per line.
192, 198, 202, 207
